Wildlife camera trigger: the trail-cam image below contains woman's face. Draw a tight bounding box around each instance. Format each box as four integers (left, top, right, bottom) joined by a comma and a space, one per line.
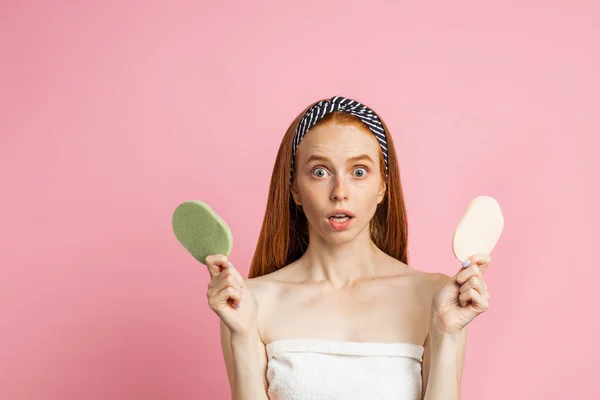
291, 122, 386, 242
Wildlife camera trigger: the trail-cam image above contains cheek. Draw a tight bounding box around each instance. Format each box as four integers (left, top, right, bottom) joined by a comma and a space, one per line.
297, 187, 321, 216
361, 181, 381, 199
362, 187, 383, 213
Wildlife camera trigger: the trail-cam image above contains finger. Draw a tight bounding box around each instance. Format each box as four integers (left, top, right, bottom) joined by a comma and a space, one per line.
208, 270, 243, 298
459, 276, 483, 294
209, 286, 242, 310
460, 254, 492, 274
459, 288, 489, 311
456, 265, 483, 285
204, 254, 230, 280
224, 261, 246, 288
212, 269, 243, 289
460, 277, 490, 302
459, 288, 476, 307
212, 267, 247, 308
205, 254, 245, 288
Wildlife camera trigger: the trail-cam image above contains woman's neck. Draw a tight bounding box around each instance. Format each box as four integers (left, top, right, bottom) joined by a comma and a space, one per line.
301, 228, 384, 288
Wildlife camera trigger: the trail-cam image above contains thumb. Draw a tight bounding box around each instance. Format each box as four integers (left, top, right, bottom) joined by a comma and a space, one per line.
462, 254, 492, 273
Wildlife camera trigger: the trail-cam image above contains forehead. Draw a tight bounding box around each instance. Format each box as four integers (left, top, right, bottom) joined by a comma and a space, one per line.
297, 123, 379, 158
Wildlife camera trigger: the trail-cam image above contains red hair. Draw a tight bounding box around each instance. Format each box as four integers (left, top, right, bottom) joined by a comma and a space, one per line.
248, 98, 409, 278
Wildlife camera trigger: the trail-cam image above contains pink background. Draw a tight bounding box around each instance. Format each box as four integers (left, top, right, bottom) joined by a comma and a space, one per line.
1, 1, 598, 399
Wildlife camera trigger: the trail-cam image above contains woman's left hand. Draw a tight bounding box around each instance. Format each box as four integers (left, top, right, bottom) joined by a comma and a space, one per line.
431, 254, 492, 335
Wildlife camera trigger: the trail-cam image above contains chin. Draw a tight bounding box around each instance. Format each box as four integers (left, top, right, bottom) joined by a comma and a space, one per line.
320, 220, 365, 242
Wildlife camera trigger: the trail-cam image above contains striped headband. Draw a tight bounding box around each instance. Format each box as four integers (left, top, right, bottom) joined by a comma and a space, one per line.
290, 95, 388, 185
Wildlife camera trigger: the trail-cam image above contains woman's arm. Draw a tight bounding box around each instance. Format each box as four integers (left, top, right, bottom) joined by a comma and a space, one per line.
421, 254, 491, 400
220, 320, 270, 400
421, 254, 491, 399
421, 326, 467, 400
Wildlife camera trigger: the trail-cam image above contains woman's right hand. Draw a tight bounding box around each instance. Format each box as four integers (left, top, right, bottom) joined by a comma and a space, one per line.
204, 254, 258, 337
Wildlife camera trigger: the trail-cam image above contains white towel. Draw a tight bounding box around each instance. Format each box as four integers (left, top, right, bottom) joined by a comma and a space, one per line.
266, 339, 424, 400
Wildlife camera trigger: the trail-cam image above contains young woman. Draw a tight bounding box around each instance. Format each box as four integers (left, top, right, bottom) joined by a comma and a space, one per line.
204, 95, 491, 400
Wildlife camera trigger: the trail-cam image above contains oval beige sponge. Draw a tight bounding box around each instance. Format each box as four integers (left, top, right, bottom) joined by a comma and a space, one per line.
452, 196, 504, 262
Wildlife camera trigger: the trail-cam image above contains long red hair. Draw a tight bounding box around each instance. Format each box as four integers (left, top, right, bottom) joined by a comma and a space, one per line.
248, 98, 409, 278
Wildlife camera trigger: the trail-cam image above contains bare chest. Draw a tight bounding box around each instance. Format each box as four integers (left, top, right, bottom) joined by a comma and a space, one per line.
260, 278, 432, 345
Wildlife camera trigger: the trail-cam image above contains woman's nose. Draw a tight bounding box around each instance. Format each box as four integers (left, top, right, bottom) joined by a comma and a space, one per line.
331, 177, 348, 202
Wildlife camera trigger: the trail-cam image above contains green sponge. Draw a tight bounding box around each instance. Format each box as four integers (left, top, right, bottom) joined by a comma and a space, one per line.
172, 200, 233, 265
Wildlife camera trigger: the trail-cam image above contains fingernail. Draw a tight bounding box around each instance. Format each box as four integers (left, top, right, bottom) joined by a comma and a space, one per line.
462, 260, 471, 268
228, 261, 233, 267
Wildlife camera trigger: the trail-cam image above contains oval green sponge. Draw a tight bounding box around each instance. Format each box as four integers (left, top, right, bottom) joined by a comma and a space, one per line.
172, 200, 233, 265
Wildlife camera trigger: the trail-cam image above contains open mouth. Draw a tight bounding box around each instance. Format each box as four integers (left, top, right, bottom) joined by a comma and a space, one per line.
328, 215, 354, 223
327, 214, 355, 230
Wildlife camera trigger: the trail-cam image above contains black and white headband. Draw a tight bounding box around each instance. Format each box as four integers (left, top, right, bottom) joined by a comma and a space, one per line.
290, 95, 388, 185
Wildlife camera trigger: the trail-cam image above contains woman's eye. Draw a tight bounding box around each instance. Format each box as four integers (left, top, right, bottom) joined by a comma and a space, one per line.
312, 168, 328, 178
312, 167, 368, 178
354, 167, 368, 178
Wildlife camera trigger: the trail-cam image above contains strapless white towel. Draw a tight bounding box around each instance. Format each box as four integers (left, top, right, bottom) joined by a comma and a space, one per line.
266, 339, 424, 400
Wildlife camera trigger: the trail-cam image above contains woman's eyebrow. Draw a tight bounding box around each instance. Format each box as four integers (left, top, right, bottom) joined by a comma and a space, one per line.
305, 154, 374, 164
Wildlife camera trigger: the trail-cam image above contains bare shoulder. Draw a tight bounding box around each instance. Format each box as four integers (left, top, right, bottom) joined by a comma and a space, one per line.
423, 270, 451, 291
243, 273, 275, 305
402, 264, 451, 297
243, 266, 295, 341
244, 260, 301, 288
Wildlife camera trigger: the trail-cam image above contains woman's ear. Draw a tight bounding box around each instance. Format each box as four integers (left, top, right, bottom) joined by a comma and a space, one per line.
377, 181, 387, 205
291, 180, 302, 206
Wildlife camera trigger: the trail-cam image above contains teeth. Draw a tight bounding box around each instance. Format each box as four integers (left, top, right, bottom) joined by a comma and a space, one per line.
331, 217, 350, 222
